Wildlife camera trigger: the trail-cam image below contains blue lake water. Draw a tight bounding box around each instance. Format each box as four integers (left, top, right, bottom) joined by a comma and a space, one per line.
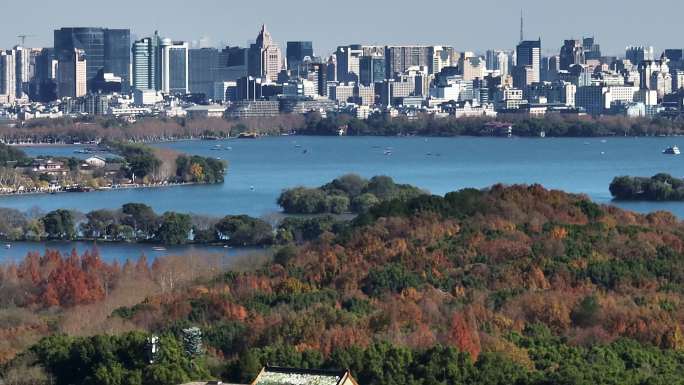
0, 241, 264, 264
8, 136, 684, 217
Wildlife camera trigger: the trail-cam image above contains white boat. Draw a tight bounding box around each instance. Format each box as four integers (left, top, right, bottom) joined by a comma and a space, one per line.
152, 246, 167, 251
663, 146, 681, 155
4, 244, 11, 249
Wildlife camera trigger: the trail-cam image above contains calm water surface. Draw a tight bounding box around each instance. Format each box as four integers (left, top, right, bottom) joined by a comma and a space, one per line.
9, 136, 684, 216
0, 241, 264, 264
5, 136, 684, 261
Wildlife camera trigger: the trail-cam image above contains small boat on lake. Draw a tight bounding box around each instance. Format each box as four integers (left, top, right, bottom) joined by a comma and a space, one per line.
663, 146, 681, 155
238, 132, 259, 139
152, 246, 167, 251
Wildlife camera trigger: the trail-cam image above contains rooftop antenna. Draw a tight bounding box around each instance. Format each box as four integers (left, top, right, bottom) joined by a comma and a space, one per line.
519, 10, 524, 42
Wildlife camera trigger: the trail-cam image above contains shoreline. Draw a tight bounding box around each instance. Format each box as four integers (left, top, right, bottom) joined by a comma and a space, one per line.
6, 132, 684, 147
0, 181, 202, 198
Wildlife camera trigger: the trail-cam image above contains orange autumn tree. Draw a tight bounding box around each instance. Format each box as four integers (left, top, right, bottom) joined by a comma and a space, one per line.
448, 311, 481, 361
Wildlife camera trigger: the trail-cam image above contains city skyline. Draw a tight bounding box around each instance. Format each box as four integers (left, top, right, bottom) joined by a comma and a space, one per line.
1, 0, 682, 56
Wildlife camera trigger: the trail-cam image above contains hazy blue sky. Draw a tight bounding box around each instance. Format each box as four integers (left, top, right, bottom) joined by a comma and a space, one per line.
1, 0, 681, 56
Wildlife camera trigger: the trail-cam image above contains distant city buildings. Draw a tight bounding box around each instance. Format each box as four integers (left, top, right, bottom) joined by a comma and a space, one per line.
54, 28, 130, 93
248, 25, 283, 82
1, 23, 684, 121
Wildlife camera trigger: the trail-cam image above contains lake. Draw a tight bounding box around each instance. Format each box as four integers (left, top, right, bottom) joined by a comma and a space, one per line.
0, 240, 265, 264
7, 136, 684, 217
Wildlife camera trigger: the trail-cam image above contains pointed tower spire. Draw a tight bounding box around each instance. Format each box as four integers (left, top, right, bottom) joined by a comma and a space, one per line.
520, 9, 524, 42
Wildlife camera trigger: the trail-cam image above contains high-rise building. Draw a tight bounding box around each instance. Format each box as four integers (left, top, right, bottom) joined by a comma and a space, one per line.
560, 39, 584, 70
132, 33, 160, 91
514, 39, 541, 87
216, 46, 248, 82
460, 56, 486, 81
248, 25, 283, 82
625, 46, 655, 66
57, 48, 87, 98
189, 47, 219, 97
54, 27, 130, 93
385, 46, 436, 78
0, 50, 17, 103
13, 46, 35, 99
335, 45, 363, 83
286, 41, 313, 71
664, 49, 684, 62
104, 29, 131, 93
583, 37, 601, 60
486, 50, 509, 77
359, 55, 386, 86
432, 46, 455, 75
31, 48, 57, 102
160, 39, 189, 94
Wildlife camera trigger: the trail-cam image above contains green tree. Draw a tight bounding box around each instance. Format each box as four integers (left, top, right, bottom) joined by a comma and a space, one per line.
41, 209, 76, 240
156, 212, 192, 245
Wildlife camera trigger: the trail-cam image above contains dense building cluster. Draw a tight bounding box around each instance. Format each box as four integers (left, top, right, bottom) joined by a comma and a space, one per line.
1, 21, 684, 123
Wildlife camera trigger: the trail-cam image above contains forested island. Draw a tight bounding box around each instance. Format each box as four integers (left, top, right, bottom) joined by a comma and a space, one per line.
0, 141, 226, 195
4, 181, 684, 384
0, 175, 421, 245
3, 113, 684, 144
610, 173, 684, 201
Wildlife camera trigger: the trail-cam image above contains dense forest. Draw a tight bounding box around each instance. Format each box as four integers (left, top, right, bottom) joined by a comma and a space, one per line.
0, 203, 274, 245
277, 174, 426, 214
4, 113, 684, 144
5, 182, 684, 384
610, 173, 684, 201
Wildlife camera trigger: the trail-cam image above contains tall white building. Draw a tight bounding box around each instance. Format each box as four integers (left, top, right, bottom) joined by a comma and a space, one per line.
13, 46, 34, 100
0, 50, 16, 104
486, 50, 509, 77
160, 39, 189, 94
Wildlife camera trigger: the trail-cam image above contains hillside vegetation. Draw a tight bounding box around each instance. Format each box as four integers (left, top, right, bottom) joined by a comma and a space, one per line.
5, 182, 684, 384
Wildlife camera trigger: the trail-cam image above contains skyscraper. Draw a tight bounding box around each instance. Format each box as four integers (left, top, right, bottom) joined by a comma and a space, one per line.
583, 37, 601, 60
54, 27, 130, 93
514, 39, 541, 87
559, 39, 584, 70
31, 48, 57, 102
286, 41, 313, 71
160, 39, 189, 94
132, 33, 160, 91
0, 50, 17, 103
359, 55, 386, 86
13, 46, 35, 100
248, 25, 283, 82
335, 45, 363, 83
486, 50, 510, 77
385, 46, 435, 78
189, 47, 219, 97
625, 46, 655, 66
57, 48, 87, 98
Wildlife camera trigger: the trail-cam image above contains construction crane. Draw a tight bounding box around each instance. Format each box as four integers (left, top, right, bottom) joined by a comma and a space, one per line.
16, 34, 36, 46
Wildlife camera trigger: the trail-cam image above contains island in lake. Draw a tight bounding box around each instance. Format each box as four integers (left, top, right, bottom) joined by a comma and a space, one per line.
610, 173, 684, 201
